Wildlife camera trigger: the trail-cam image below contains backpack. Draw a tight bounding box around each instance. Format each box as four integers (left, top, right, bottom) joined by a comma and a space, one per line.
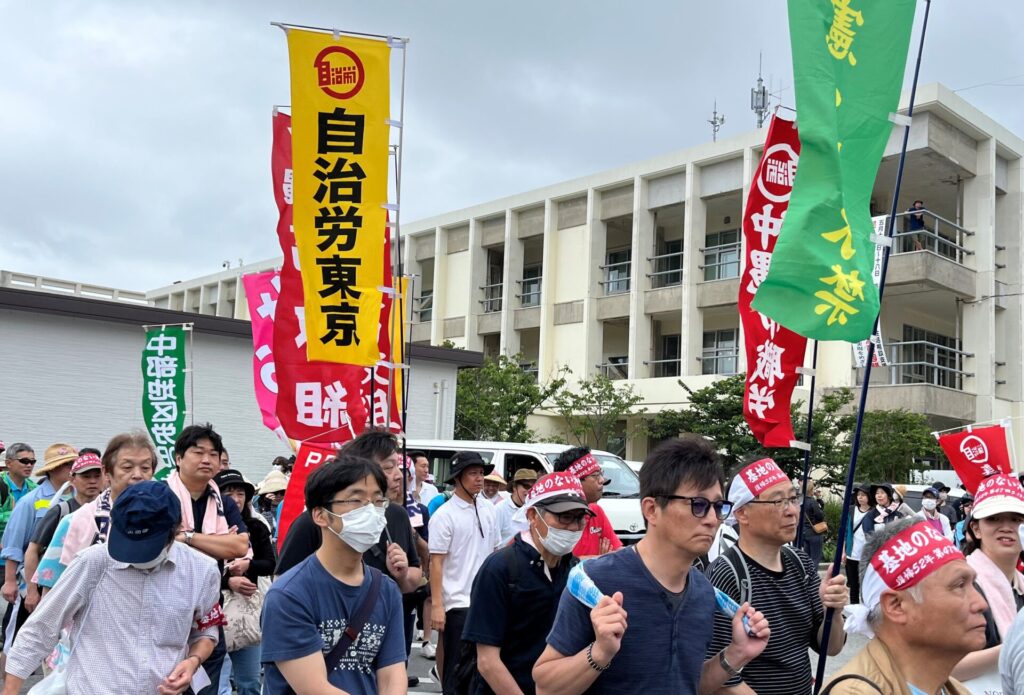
453, 546, 525, 694
718, 543, 803, 607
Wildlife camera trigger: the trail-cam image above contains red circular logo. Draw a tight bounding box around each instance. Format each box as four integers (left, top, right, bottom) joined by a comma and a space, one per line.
757, 143, 799, 204
314, 46, 365, 100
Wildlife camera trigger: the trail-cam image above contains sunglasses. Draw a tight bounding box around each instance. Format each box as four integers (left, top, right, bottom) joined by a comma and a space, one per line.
15, 458, 36, 465
658, 494, 733, 520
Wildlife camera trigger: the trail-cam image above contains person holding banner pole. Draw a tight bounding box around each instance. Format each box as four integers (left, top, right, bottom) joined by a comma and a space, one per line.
812, 2, 934, 689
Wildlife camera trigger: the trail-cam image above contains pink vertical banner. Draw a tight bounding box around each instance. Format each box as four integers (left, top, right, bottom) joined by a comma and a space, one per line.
242, 270, 288, 442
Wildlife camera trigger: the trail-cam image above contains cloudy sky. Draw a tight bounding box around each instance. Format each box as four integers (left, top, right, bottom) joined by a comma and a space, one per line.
2, 1, 1021, 292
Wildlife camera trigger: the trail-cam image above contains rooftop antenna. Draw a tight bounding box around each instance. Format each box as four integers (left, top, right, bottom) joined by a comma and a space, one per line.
751, 52, 769, 128
708, 100, 726, 142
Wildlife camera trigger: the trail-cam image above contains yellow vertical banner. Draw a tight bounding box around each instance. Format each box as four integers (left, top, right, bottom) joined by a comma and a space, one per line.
391, 276, 408, 415
287, 29, 390, 365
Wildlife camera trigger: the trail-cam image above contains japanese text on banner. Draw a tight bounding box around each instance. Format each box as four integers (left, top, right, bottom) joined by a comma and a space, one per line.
739, 115, 808, 448
141, 326, 187, 477
852, 215, 889, 367
287, 29, 390, 366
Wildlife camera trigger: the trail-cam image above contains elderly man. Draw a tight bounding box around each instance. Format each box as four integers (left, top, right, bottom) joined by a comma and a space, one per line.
0, 444, 38, 537
1, 443, 75, 650
707, 458, 849, 694
824, 517, 983, 694
2, 481, 222, 695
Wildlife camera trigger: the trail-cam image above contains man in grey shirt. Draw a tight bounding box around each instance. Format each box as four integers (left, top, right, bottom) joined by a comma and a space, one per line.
1000, 609, 1024, 694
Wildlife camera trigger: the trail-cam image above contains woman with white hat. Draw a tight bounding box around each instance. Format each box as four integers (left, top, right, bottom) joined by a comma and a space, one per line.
951, 474, 1024, 691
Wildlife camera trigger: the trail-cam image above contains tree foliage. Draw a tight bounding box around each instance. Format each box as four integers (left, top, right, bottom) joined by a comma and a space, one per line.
549, 374, 647, 454
454, 354, 566, 442
844, 409, 941, 484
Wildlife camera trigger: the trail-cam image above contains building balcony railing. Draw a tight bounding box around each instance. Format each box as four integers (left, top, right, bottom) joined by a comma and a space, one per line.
647, 251, 683, 288
516, 277, 542, 307
519, 362, 539, 381
697, 349, 740, 376
856, 340, 974, 391
596, 360, 629, 380
413, 293, 433, 322
644, 358, 681, 378
478, 282, 503, 313
599, 261, 631, 295
700, 243, 741, 281
890, 211, 973, 265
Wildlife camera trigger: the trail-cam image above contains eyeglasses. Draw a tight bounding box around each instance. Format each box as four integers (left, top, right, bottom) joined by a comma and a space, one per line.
658, 495, 733, 520
15, 458, 36, 465
547, 512, 589, 529
326, 497, 390, 510
746, 495, 803, 511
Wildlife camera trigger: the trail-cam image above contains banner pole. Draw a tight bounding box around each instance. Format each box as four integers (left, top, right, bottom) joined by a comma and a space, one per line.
794, 340, 819, 549
813, 1, 932, 690
391, 39, 411, 507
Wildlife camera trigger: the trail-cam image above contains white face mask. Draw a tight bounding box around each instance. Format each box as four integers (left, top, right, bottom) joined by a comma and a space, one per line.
131, 544, 171, 570
325, 504, 388, 553
922, 499, 938, 512
538, 517, 584, 557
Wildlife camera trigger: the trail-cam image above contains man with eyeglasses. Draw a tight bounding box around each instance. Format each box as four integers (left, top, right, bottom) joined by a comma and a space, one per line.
536, 437, 770, 695
428, 451, 500, 693
261, 455, 407, 694
705, 457, 849, 695
463, 472, 592, 694
495, 468, 539, 545
553, 447, 622, 559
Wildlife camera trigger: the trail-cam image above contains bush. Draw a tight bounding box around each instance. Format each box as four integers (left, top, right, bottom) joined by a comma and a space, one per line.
820, 500, 844, 563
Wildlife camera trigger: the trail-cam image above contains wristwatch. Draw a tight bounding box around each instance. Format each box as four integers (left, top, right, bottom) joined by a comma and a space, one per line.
184, 530, 195, 546
719, 649, 743, 678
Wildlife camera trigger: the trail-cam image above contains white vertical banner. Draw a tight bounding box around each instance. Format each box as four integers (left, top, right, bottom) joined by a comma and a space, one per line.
853, 216, 889, 368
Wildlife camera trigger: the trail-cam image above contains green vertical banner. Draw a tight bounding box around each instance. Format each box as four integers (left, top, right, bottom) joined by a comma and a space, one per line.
751, 0, 917, 341
142, 325, 187, 478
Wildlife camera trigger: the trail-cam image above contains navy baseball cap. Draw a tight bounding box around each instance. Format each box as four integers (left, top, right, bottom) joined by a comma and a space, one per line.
107, 481, 182, 564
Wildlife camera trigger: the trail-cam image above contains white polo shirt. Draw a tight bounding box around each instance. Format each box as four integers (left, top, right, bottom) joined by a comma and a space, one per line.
428, 493, 499, 610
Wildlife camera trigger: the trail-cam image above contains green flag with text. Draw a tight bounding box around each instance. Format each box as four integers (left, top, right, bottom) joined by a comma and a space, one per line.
142, 325, 187, 478
751, 0, 917, 341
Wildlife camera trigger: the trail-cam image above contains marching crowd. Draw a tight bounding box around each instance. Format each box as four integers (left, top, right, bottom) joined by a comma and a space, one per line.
1, 431, 1024, 695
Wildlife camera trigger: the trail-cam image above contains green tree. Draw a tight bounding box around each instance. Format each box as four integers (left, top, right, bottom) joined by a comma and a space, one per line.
454, 354, 566, 442
549, 374, 647, 454
843, 409, 941, 484
647, 375, 856, 482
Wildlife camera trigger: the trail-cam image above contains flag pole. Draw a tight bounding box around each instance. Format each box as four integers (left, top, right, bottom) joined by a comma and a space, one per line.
813, 1, 932, 690
794, 340, 819, 549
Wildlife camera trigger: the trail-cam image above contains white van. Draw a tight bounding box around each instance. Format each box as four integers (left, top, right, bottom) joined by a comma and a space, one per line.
405, 439, 645, 544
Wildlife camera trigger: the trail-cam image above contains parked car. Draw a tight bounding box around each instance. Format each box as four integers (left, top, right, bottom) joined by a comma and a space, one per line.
404, 439, 645, 543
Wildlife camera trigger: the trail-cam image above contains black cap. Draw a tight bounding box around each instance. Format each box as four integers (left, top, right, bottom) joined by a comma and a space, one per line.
446, 451, 494, 483
929, 481, 951, 493
214, 469, 256, 501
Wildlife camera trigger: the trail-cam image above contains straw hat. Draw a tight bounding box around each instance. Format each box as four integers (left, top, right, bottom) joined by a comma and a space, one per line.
36, 443, 78, 476
257, 470, 289, 495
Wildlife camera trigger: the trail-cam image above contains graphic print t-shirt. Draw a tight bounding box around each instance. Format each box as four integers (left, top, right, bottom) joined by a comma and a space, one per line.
261, 555, 405, 694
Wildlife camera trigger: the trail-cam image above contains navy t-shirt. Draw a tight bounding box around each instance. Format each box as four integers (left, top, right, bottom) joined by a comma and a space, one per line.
546, 546, 715, 694
261, 555, 406, 694
463, 537, 575, 694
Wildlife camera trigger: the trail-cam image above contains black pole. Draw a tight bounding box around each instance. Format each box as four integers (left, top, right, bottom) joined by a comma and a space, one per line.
794, 340, 820, 550
813, 2, 932, 691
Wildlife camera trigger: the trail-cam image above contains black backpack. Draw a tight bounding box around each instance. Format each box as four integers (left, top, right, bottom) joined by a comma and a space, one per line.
453, 546, 524, 694
718, 543, 802, 607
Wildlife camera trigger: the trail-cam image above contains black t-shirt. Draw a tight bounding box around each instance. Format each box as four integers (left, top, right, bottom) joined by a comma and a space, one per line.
30, 498, 83, 548
801, 497, 825, 531
275, 504, 420, 583
462, 537, 576, 695
191, 490, 248, 534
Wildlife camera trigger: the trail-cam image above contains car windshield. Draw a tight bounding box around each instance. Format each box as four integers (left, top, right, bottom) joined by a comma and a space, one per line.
543, 452, 640, 498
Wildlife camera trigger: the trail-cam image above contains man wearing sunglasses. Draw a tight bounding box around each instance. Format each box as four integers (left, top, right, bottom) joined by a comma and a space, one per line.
705, 458, 849, 695
553, 448, 622, 559
0, 444, 38, 538
536, 437, 770, 695
464, 472, 592, 694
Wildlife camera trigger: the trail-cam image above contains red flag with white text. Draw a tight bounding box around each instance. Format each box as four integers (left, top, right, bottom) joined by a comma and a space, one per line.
277, 442, 335, 551
740, 115, 808, 448
937, 423, 1013, 494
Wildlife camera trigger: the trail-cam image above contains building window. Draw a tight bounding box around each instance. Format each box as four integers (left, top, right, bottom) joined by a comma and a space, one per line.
703, 230, 741, 281
604, 248, 631, 295
415, 289, 433, 322
654, 334, 681, 377
899, 325, 963, 389
520, 265, 542, 307
702, 329, 739, 375
651, 239, 683, 288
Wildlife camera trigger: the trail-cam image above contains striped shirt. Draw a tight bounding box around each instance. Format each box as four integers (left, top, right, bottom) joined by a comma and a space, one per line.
7, 541, 220, 694
706, 545, 824, 695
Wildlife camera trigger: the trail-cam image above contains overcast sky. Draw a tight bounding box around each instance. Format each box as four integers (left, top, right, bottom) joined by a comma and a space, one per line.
2, 1, 1021, 292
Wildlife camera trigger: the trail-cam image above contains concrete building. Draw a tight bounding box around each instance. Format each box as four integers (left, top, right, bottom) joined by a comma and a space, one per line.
398, 83, 1024, 461
0, 285, 480, 484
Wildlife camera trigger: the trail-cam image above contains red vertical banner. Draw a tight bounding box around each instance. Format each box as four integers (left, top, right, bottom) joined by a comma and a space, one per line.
937, 423, 1013, 494
241, 270, 288, 442
277, 442, 336, 551
271, 111, 368, 444
740, 115, 808, 448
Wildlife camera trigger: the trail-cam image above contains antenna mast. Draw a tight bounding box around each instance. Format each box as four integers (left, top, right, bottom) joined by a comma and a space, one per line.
708, 101, 726, 142
751, 52, 769, 128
